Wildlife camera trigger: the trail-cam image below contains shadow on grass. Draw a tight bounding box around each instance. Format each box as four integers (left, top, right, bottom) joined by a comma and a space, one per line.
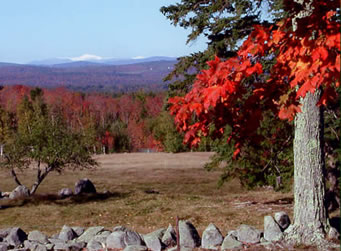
0, 191, 130, 209
263, 197, 294, 205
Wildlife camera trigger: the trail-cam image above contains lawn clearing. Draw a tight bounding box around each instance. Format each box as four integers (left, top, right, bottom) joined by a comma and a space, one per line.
0, 152, 307, 236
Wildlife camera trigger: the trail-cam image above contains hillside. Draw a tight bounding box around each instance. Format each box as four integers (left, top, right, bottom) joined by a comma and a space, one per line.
0, 60, 176, 93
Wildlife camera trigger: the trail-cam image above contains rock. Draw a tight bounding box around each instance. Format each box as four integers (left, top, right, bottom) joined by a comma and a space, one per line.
74, 178, 96, 195
9, 186, 30, 199
45, 243, 54, 250
71, 227, 85, 237
201, 223, 223, 249
1, 192, 10, 198
106, 230, 126, 249
148, 228, 166, 240
0, 243, 9, 251
24, 240, 48, 251
328, 227, 340, 240
161, 224, 176, 247
5, 227, 27, 247
143, 232, 164, 251
54, 242, 84, 250
123, 245, 148, 251
236, 224, 262, 244
0, 228, 12, 239
93, 230, 111, 243
77, 226, 104, 243
167, 246, 193, 251
124, 230, 145, 246
86, 239, 104, 251
48, 238, 65, 245
263, 216, 283, 242
58, 188, 73, 199
221, 235, 243, 250
113, 226, 128, 232
59, 225, 77, 241
178, 220, 201, 248
27, 230, 49, 244
274, 211, 290, 230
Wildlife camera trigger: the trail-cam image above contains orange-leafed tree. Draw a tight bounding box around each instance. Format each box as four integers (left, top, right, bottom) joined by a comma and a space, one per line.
169, 0, 339, 246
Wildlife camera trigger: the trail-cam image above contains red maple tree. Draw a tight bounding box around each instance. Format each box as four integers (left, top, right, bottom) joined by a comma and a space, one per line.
169, 0, 339, 246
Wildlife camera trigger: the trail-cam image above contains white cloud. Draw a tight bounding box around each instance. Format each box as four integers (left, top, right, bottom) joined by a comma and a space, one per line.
132, 56, 145, 60
70, 54, 103, 61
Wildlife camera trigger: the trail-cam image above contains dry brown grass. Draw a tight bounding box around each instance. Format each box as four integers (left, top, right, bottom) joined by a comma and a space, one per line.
0, 152, 336, 242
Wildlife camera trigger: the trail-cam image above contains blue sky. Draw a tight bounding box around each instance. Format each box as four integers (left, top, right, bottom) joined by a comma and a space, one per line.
0, 0, 207, 63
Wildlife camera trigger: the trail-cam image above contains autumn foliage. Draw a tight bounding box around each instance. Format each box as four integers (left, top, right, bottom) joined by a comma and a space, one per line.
0, 85, 164, 152
169, 0, 340, 158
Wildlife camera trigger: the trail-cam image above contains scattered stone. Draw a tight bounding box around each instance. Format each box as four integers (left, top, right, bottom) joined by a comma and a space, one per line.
201, 223, 224, 250
27, 230, 48, 244
59, 225, 77, 241
274, 211, 290, 231
178, 220, 201, 248
5, 227, 27, 247
106, 230, 126, 249
93, 230, 111, 243
86, 239, 104, 251
48, 238, 65, 245
263, 216, 283, 242
58, 188, 73, 199
74, 178, 96, 195
167, 246, 193, 251
236, 224, 262, 244
77, 226, 104, 243
161, 224, 176, 247
24, 240, 48, 251
0, 228, 12, 239
328, 227, 340, 241
143, 232, 164, 251
123, 245, 148, 251
113, 226, 128, 232
124, 230, 145, 246
221, 235, 243, 250
148, 228, 166, 240
71, 227, 85, 237
9, 186, 30, 199
0, 243, 9, 251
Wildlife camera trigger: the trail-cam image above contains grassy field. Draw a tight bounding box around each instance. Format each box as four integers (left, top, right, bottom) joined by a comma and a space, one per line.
0, 152, 338, 240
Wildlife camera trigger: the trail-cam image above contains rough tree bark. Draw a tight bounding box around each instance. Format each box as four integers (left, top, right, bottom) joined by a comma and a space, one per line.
285, 91, 330, 244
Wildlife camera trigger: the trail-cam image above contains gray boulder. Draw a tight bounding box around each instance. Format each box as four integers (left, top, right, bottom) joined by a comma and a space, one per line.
5, 227, 27, 247
113, 225, 128, 232
201, 223, 223, 249
9, 186, 30, 199
143, 232, 164, 251
123, 245, 148, 251
263, 216, 283, 242
161, 224, 176, 247
236, 224, 262, 244
0, 243, 9, 251
328, 227, 340, 241
124, 230, 145, 246
27, 230, 48, 244
167, 246, 193, 251
71, 227, 85, 237
58, 188, 73, 199
77, 226, 104, 243
58, 225, 77, 241
54, 242, 85, 250
86, 239, 104, 251
74, 178, 96, 195
274, 211, 290, 231
179, 220, 201, 248
0, 228, 12, 239
221, 235, 243, 250
24, 240, 48, 251
106, 230, 126, 249
93, 230, 111, 243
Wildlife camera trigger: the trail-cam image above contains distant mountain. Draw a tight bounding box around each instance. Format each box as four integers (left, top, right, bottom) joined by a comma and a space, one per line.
28, 56, 177, 67
0, 59, 176, 93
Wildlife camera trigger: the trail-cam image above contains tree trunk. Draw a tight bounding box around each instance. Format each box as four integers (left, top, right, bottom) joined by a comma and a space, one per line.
285, 91, 330, 244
